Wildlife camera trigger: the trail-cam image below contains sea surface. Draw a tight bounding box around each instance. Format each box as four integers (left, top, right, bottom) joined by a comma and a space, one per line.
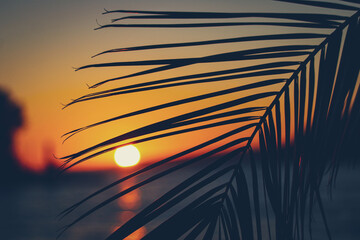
1, 165, 360, 240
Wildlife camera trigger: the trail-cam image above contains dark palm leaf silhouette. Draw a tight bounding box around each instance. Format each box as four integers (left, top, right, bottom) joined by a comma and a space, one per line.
59, 0, 360, 239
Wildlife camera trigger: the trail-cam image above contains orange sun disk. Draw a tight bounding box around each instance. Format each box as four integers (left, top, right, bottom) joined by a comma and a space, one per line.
114, 145, 141, 167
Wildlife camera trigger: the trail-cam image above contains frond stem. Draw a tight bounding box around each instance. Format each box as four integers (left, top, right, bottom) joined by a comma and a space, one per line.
218, 8, 360, 216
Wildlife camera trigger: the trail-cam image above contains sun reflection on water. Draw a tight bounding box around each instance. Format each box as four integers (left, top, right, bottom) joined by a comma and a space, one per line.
112, 178, 146, 239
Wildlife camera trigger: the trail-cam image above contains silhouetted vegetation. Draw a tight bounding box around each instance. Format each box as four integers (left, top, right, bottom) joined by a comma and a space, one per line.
60, 0, 360, 239
0, 88, 24, 186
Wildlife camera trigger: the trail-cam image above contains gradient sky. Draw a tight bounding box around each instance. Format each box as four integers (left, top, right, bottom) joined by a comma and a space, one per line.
0, 0, 350, 171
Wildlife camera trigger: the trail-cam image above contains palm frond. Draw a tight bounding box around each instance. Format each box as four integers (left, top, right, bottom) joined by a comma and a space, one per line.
60, 1, 360, 239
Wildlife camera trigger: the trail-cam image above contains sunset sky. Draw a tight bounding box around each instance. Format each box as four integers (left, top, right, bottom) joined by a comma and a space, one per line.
0, 0, 350, 171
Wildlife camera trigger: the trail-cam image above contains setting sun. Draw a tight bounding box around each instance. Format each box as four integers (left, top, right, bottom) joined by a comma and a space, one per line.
114, 145, 141, 167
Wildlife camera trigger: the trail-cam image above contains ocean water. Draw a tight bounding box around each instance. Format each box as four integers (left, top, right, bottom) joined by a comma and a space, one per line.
1, 165, 360, 240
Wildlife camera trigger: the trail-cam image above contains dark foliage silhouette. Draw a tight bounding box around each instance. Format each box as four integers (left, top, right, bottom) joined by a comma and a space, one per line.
0, 88, 24, 185
60, 0, 360, 239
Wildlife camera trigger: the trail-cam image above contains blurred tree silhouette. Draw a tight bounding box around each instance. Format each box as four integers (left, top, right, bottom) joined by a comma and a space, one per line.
0, 88, 24, 185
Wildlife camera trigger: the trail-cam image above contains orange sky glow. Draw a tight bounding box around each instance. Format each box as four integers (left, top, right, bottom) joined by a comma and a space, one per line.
0, 0, 347, 172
